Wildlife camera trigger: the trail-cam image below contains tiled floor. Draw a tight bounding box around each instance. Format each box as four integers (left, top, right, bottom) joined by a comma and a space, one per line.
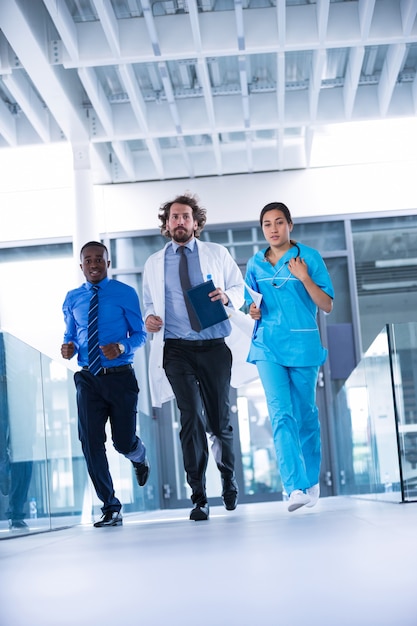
0, 497, 416, 626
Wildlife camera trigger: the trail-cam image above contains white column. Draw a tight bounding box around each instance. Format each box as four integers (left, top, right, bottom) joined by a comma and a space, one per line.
72, 143, 100, 260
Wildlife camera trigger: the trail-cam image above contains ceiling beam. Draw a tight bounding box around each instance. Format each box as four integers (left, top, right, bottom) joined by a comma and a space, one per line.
309, 49, 327, 121
277, 52, 285, 124
276, 1, 286, 47
187, 0, 203, 52
358, 0, 376, 39
0, 0, 88, 143
158, 62, 182, 133
412, 72, 417, 114
276, 127, 284, 171
117, 63, 148, 130
234, 0, 245, 52
118, 60, 165, 178
316, 0, 330, 43
42, 0, 79, 61
92, 0, 121, 58
0, 99, 16, 146
177, 135, 194, 178
400, 0, 417, 36
238, 56, 250, 129
196, 59, 223, 174
2, 71, 50, 142
78, 66, 114, 135
378, 44, 407, 116
344, 45, 365, 119
111, 139, 135, 180
141, 0, 161, 57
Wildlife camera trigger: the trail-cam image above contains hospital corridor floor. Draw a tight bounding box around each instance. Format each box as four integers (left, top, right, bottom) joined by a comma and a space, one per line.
0, 496, 416, 626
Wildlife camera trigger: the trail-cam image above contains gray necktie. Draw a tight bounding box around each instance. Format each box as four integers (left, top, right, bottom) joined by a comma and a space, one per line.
178, 246, 201, 332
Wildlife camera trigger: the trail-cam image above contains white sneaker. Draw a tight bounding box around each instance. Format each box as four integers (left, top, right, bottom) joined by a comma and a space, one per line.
305, 483, 320, 508
287, 489, 311, 512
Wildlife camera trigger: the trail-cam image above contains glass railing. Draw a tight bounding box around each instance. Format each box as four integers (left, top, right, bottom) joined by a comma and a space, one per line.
388, 323, 417, 501
333, 322, 417, 503
0, 332, 158, 539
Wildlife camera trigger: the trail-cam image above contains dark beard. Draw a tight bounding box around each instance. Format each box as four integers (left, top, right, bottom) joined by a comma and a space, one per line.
172, 229, 193, 244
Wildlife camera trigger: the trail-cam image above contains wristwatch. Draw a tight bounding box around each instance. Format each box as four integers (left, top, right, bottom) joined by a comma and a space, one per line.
117, 343, 125, 354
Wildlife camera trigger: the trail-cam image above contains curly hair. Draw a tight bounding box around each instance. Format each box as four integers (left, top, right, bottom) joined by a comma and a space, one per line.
158, 192, 207, 239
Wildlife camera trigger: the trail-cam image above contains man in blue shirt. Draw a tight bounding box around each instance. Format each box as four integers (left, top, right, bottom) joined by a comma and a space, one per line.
61, 241, 150, 527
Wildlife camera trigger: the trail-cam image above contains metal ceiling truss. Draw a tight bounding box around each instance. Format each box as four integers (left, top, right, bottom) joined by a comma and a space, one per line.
0, 0, 416, 183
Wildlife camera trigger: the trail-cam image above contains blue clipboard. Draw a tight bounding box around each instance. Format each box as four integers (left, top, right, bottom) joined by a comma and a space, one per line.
186, 279, 229, 330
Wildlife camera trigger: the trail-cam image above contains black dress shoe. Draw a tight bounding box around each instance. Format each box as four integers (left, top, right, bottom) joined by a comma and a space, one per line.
189, 502, 209, 521
132, 458, 150, 487
222, 476, 239, 511
93, 511, 123, 527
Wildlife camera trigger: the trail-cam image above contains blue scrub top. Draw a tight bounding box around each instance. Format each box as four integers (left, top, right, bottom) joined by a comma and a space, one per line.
245, 242, 334, 367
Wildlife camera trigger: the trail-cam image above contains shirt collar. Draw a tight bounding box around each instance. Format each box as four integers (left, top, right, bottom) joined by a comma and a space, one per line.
86, 277, 110, 291
171, 238, 196, 254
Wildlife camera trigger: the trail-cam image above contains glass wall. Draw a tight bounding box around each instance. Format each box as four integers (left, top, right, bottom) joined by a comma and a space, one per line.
389, 322, 417, 501
333, 327, 401, 500
351, 214, 417, 352
0, 332, 159, 538
333, 322, 417, 503
1, 208, 417, 531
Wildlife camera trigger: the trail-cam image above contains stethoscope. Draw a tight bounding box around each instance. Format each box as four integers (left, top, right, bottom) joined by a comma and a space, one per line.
264, 241, 301, 289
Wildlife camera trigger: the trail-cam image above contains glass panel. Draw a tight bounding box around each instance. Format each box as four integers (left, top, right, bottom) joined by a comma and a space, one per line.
233, 244, 257, 265
0, 243, 72, 263
324, 257, 351, 325
333, 327, 401, 501
325, 257, 356, 395
39, 354, 88, 528
201, 230, 230, 244
0, 330, 160, 539
113, 273, 143, 308
231, 228, 253, 243
236, 379, 282, 496
110, 235, 165, 269
352, 214, 417, 352
292, 221, 346, 252
388, 322, 417, 502
0, 333, 51, 535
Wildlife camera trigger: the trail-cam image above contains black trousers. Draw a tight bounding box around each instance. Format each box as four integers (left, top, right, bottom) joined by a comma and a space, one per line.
74, 368, 143, 513
163, 339, 235, 505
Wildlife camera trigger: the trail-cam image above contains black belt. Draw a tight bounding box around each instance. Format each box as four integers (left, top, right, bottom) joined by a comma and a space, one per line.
82, 364, 133, 375
165, 338, 225, 347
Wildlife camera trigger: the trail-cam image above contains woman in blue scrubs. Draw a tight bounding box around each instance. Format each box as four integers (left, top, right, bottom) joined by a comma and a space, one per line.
245, 202, 334, 512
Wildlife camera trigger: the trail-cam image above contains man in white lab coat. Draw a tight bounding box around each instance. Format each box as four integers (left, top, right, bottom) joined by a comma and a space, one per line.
143, 192, 246, 521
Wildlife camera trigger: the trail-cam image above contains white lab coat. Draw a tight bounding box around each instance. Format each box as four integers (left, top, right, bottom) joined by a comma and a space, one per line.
143, 239, 258, 408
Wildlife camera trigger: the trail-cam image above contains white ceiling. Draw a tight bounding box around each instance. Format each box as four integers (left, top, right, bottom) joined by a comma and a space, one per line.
0, 0, 416, 184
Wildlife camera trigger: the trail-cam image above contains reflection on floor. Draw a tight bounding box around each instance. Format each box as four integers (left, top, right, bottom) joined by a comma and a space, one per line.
0, 497, 416, 626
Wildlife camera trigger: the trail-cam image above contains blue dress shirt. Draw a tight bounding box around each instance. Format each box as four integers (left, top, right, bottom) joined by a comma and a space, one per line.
63, 277, 147, 368
164, 240, 231, 340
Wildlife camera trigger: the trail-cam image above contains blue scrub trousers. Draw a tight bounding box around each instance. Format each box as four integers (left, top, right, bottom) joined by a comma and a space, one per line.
255, 361, 321, 496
